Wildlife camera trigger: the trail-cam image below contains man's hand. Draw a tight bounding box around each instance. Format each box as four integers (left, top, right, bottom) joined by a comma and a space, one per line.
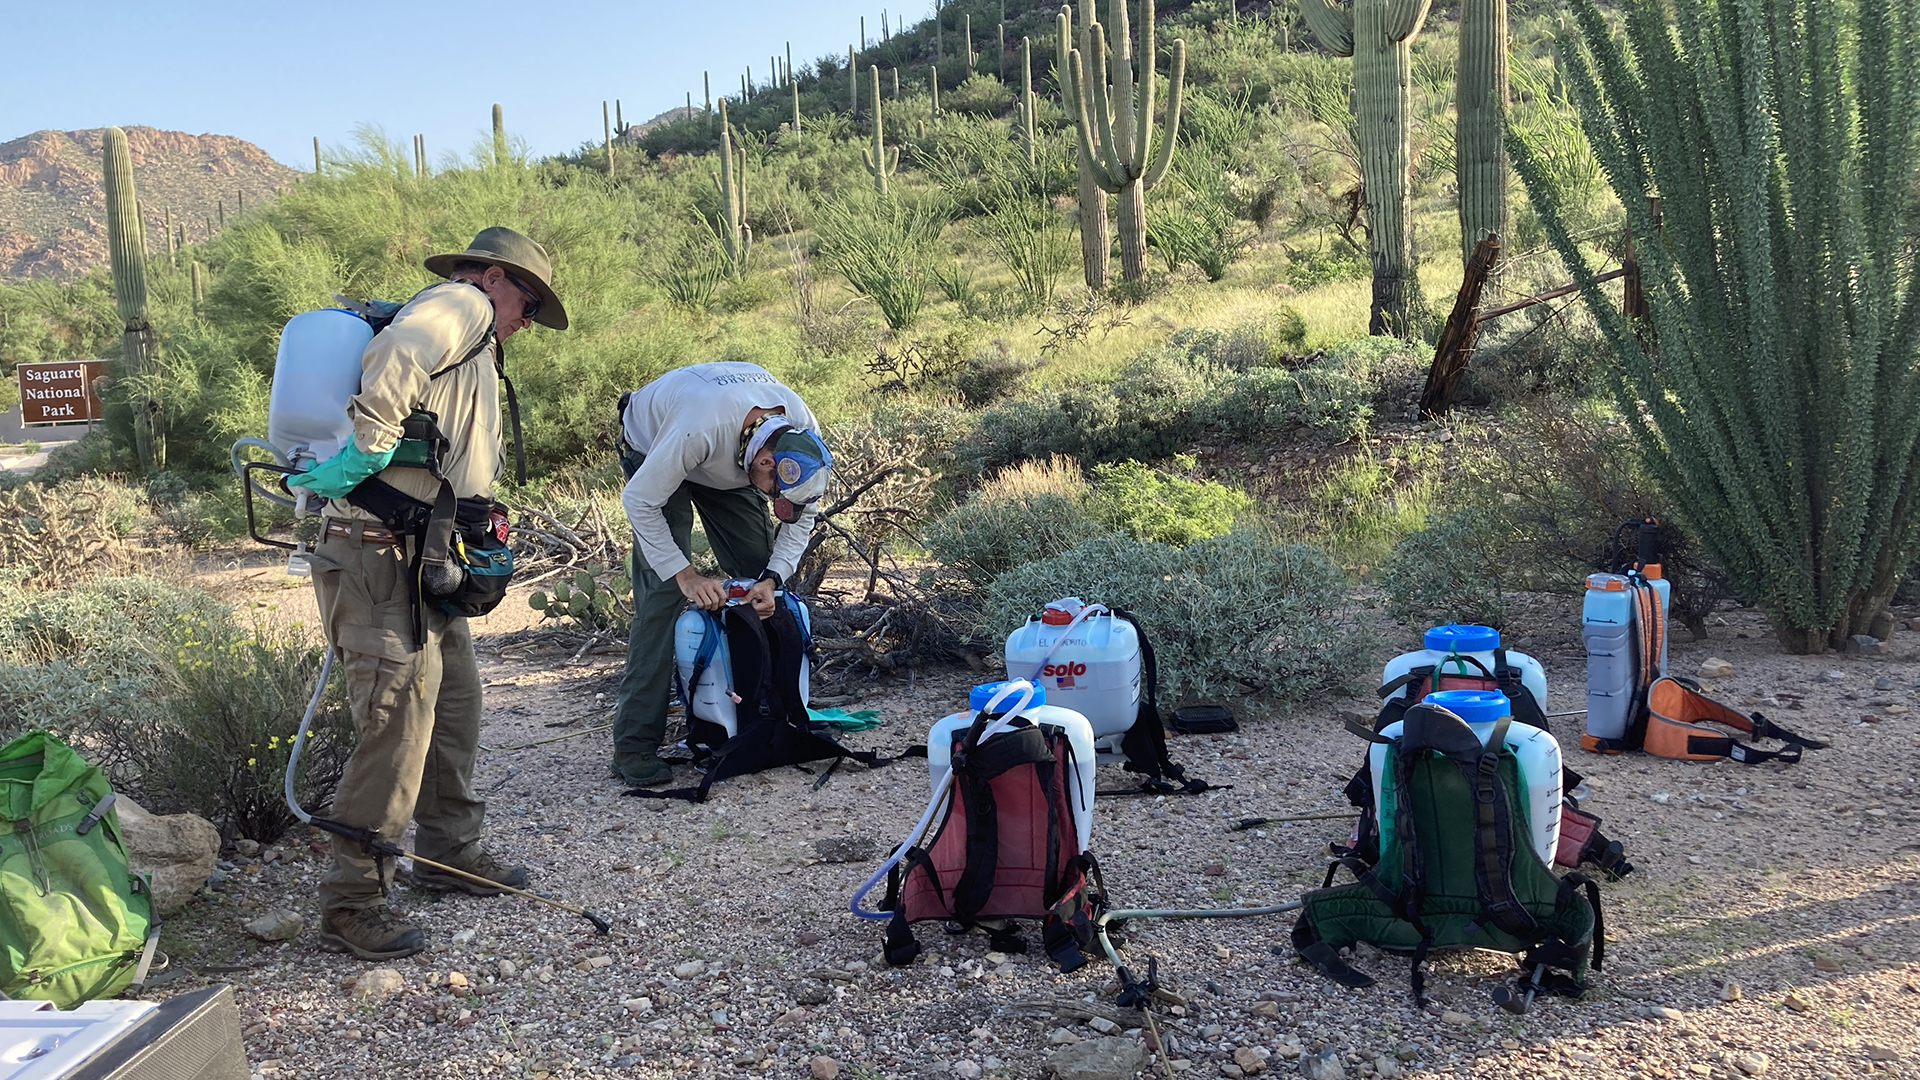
746, 577, 778, 619
674, 567, 727, 611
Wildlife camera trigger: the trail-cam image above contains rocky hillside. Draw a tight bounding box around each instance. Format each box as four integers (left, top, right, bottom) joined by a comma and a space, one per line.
0, 126, 298, 279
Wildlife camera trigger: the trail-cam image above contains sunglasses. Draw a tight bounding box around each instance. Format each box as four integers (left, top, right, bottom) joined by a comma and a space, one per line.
507, 275, 542, 321
772, 496, 811, 524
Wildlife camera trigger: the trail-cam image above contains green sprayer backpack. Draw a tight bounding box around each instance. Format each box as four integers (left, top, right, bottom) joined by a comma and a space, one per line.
1291, 704, 1603, 1012
0, 731, 157, 1007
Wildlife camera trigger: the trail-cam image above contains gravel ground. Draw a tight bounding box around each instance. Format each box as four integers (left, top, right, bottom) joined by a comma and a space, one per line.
147, 578, 1920, 1080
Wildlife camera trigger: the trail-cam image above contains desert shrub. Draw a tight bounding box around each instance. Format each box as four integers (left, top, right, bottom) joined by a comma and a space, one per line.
143, 612, 354, 842
0, 575, 352, 841
1381, 505, 1511, 628
1287, 445, 1442, 575
1284, 243, 1370, 289
945, 74, 1015, 116
960, 339, 1219, 475
926, 457, 1107, 586
1089, 458, 1250, 547
983, 531, 1368, 703
1214, 309, 1310, 369
954, 343, 1035, 407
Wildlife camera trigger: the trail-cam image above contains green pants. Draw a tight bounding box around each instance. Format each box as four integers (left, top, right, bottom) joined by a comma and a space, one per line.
613, 444, 776, 758
311, 523, 486, 912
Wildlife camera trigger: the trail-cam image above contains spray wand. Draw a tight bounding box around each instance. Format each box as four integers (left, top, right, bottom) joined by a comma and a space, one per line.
286, 649, 612, 935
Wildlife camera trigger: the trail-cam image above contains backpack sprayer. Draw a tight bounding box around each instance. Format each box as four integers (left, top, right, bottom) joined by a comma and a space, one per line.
283, 649, 612, 935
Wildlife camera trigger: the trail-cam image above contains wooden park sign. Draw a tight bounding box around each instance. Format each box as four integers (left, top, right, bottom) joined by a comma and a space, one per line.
15, 361, 109, 425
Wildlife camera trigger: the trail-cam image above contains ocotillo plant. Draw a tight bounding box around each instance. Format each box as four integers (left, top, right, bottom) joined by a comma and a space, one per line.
1066, 0, 1187, 285
1512, 0, 1920, 652
862, 66, 900, 194
492, 103, 508, 166
102, 127, 163, 470
1456, 0, 1507, 263
712, 100, 752, 278
1057, 4, 1110, 289
1017, 37, 1038, 165
1300, 0, 1433, 337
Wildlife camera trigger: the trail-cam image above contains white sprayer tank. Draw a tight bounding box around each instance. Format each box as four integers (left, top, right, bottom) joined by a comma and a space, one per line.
673, 583, 811, 740
1381, 624, 1548, 716
1370, 690, 1563, 866
927, 681, 1096, 853
1004, 597, 1142, 751
267, 308, 373, 465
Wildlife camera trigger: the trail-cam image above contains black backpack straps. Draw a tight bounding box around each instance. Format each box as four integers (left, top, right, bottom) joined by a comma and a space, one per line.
1494, 649, 1551, 735
766, 599, 810, 725
1110, 608, 1214, 795
499, 342, 526, 486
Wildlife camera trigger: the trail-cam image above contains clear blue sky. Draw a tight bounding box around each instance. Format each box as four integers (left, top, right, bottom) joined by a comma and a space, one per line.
3, 1, 923, 166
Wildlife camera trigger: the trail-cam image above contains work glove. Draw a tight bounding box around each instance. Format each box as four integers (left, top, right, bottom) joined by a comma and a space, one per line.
287, 435, 396, 500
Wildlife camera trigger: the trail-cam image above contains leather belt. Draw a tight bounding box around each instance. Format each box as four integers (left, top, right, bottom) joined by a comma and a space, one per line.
322, 519, 405, 545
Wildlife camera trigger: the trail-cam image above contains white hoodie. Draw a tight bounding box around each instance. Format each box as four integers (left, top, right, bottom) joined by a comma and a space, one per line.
619, 362, 818, 582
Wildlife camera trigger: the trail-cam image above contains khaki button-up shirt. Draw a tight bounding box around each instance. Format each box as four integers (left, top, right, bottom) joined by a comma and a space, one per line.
332, 282, 501, 520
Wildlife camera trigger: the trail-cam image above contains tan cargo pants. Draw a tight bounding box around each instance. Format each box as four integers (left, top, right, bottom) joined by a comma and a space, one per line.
312, 521, 486, 913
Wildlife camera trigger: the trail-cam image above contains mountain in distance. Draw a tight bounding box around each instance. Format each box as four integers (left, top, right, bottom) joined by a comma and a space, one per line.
0, 126, 299, 280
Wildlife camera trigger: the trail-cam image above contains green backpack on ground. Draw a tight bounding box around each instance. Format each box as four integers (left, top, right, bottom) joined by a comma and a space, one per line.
1291, 704, 1603, 1010
0, 731, 157, 1007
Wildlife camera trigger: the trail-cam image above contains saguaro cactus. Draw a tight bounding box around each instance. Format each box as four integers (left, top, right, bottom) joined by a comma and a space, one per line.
1057, 4, 1110, 289
863, 67, 900, 193
1456, 0, 1508, 263
713, 100, 752, 278
850, 47, 859, 114
312, 136, 321, 174
102, 127, 164, 470
792, 77, 803, 134
603, 101, 614, 175
1300, 0, 1434, 337
1066, 0, 1187, 285
930, 66, 942, 116
963, 14, 976, 70
1017, 37, 1038, 165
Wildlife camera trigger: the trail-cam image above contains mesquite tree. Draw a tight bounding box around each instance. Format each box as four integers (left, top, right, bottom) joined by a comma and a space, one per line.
1300, 0, 1433, 338
1456, 0, 1507, 263
1511, 0, 1920, 653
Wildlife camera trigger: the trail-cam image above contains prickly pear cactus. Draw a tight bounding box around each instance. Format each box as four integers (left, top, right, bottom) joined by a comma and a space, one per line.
529, 563, 634, 636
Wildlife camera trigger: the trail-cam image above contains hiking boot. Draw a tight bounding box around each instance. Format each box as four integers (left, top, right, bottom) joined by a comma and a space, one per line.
612, 752, 675, 788
409, 849, 531, 897
318, 907, 427, 961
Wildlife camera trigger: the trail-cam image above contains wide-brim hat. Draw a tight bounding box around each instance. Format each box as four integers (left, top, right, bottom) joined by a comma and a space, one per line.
424, 226, 569, 330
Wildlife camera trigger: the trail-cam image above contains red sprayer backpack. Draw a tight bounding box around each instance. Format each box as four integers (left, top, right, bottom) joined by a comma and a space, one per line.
880, 710, 1108, 972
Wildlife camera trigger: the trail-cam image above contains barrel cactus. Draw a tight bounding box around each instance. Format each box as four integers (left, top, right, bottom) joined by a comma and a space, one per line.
1300, 0, 1433, 337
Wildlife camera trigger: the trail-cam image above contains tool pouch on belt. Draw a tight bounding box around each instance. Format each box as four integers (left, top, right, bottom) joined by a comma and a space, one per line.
423, 497, 515, 618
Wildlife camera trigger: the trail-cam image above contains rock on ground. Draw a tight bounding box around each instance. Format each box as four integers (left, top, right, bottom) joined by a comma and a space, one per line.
1046, 1036, 1148, 1080
350, 968, 404, 999
1300, 1048, 1345, 1080
808, 1055, 839, 1080
241, 908, 303, 942
114, 796, 219, 916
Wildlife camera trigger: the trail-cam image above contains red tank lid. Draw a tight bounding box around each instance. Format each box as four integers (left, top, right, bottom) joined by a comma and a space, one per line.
1040, 607, 1074, 625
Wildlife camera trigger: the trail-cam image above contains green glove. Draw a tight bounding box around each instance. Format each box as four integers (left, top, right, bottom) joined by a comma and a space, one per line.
287, 435, 396, 499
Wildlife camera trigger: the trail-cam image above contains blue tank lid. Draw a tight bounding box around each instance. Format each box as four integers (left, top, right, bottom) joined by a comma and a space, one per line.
1424, 623, 1501, 654
970, 681, 1045, 711
1422, 689, 1511, 725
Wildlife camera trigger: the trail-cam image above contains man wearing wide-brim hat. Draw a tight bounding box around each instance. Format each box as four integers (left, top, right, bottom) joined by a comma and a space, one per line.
290, 226, 566, 960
